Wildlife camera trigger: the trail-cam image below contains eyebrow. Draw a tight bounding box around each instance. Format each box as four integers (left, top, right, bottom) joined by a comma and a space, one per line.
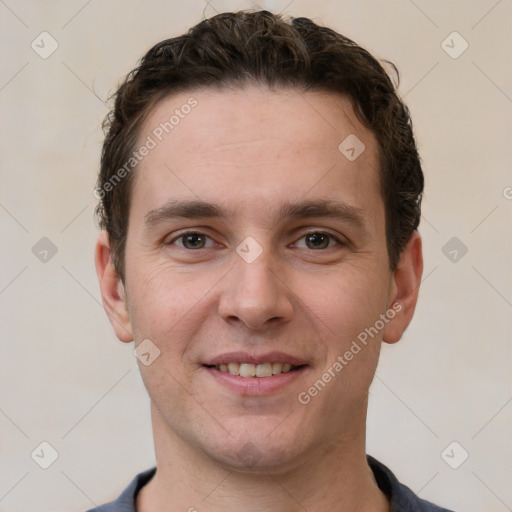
143, 199, 366, 230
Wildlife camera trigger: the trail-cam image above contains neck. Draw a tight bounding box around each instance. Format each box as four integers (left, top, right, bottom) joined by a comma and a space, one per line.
137, 405, 389, 512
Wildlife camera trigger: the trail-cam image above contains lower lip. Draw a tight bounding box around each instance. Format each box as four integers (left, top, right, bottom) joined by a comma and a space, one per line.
204, 366, 308, 396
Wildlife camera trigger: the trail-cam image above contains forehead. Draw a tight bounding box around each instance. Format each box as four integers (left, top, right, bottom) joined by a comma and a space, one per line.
131, 86, 382, 224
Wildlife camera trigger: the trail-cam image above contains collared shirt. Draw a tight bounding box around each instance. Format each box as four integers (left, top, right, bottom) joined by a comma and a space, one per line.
85, 455, 454, 511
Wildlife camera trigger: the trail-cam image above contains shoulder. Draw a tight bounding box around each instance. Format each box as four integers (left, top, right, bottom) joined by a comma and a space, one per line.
84, 467, 156, 512
367, 455, 455, 512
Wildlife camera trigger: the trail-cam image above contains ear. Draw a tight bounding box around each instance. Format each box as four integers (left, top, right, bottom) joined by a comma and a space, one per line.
382, 231, 423, 344
95, 230, 133, 342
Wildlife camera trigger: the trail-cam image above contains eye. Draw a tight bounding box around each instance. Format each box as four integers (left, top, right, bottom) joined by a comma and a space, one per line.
294, 231, 341, 250
167, 230, 343, 251
169, 232, 215, 250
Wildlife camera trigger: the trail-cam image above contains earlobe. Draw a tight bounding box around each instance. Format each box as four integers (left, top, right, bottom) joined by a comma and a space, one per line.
95, 231, 134, 343
382, 231, 423, 344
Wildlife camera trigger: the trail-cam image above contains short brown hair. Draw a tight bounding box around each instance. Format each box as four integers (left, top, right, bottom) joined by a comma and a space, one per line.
96, 10, 423, 280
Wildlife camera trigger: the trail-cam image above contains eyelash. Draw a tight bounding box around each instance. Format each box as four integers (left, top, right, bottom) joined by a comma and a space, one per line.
167, 230, 344, 251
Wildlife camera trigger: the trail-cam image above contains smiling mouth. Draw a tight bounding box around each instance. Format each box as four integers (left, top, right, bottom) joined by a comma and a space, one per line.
204, 362, 305, 378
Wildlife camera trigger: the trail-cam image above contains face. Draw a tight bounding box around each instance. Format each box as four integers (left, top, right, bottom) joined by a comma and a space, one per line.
96, 86, 422, 473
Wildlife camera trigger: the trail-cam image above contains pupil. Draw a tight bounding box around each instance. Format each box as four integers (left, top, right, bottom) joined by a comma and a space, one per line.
307, 233, 328, 249
185, 234, 204, 248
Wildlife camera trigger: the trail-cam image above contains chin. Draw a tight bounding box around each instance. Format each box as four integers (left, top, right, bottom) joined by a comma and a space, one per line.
204, 433, 305, 474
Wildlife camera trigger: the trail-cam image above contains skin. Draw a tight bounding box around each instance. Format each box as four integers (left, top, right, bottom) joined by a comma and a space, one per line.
96, 85, 423, 512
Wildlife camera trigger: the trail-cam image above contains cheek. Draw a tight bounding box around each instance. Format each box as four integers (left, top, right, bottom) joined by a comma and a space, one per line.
301, 259, 390, 339
298, 267, 385, 410
126, 261, 188, 343
295, 259, 389, 402
126, 261, 222, 372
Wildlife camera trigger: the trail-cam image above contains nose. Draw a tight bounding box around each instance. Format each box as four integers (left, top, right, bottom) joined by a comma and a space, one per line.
218, 249, 294, 331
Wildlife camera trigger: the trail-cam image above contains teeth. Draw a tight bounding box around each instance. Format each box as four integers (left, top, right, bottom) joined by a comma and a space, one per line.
272, 363, 282, 374
216, 362, 298, 377
256, 362, 272, 377
228, 362, 240, 376
239, 363, 256, 377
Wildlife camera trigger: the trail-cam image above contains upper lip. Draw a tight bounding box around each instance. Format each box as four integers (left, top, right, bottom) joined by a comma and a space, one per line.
203, 351, 308, 366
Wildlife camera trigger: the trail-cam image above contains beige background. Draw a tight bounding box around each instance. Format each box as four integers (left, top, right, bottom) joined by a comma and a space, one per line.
1, 1, 511, 511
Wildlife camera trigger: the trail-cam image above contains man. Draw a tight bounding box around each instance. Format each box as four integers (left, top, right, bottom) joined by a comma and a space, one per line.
91, 10, 453, 512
